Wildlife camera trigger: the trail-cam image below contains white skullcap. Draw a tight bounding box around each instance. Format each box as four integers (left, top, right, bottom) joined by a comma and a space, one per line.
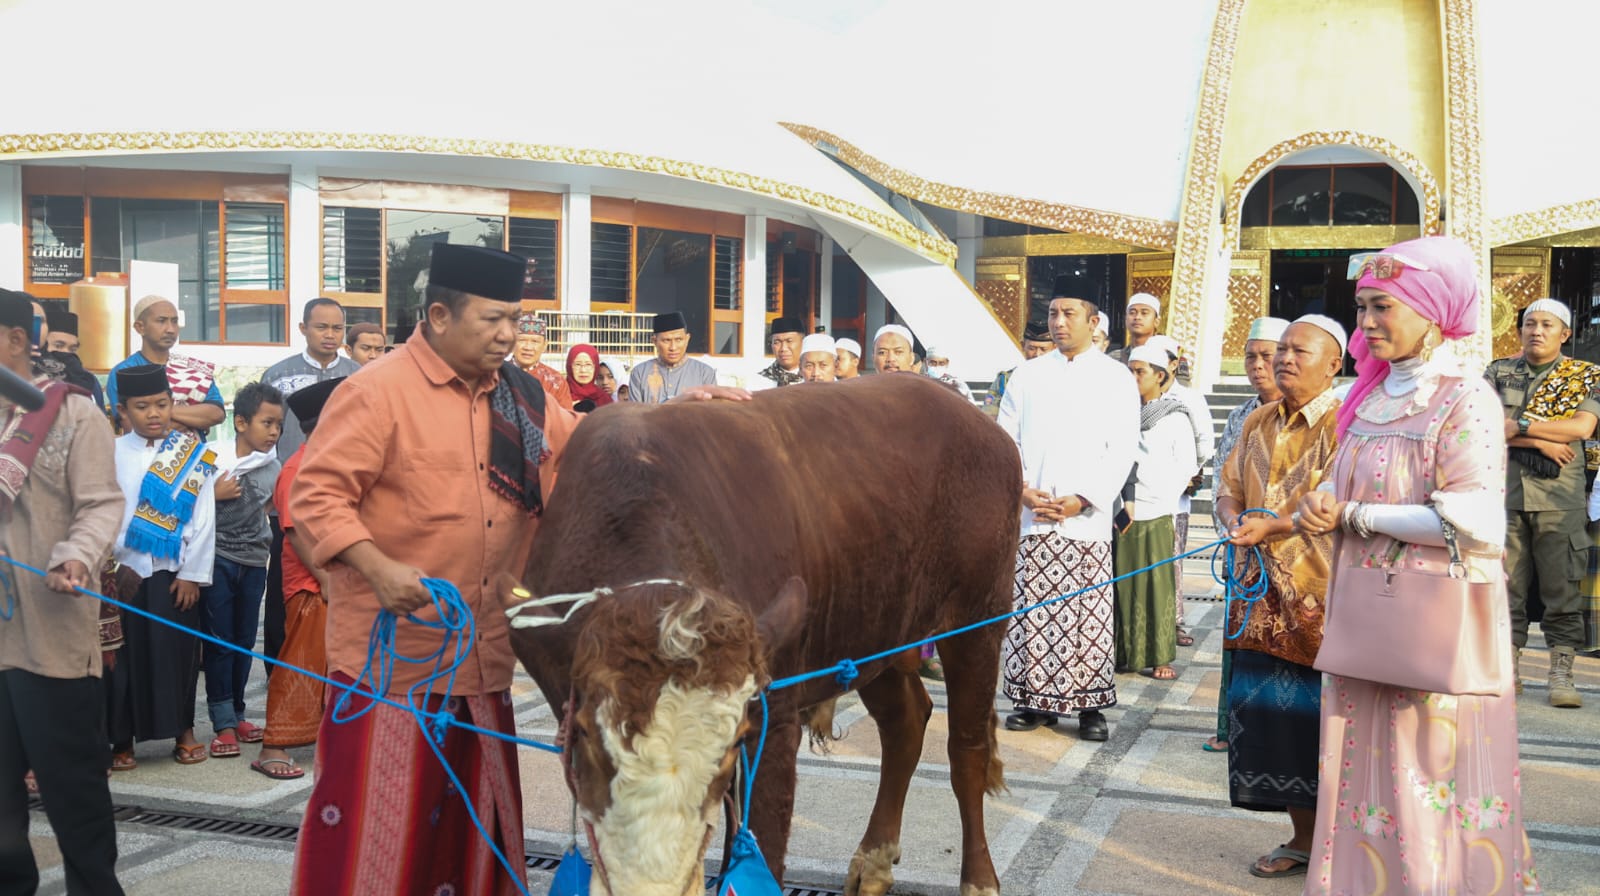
1524, 298, 1572, 327
873, 324, 914, 348
1127, 293, 1161, 315
1128, 344, 1170, 368
1247, 316, 1290, 342
1293, 314, 1348, 356
1094, 315, 1109, 334
133, 294, 174, 320
923, 344, 949, 360
1145, 334, 1182, 359
800, 333, 836, 356
835, 337, 862, 358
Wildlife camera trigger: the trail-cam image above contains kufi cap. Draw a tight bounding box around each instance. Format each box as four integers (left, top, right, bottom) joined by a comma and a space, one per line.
517, 312, 546, 336
800, 333, 836, 356
652, 311, 688, 334
1293, 313, 1348, 356
46, 309, 79, 335
1247, 316, 1290, 342
1127, 292, 1161, 315
428, 243, 525, 303
115, 364, 168, 400
835, 337, 862, 358
133, 294, 175, 320
0, 289, 33, 331
286, 376, 346, 429
1524, 298, 1572, 327
1128, 345, 1170, 368
771, 316, 805, 336
1094, 315, 1109, 335
1051, 274, 1100, 301
346, 321, 382, 342
1145, 334, 1182, 359
873, 324, 914, 348
1022, 320, 1051, 342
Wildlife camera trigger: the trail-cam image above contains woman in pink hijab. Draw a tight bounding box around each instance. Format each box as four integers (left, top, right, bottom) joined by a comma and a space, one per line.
1294, 237, 1540, 892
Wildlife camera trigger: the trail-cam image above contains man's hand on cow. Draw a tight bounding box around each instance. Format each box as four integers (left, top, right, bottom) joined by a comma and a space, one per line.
1294, 491, 1343, 536
45, 559, 90, 594
671, 385, 752, 403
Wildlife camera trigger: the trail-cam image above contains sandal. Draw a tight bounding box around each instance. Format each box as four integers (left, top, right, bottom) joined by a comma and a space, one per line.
250, 758, 306, 780
24, 771, 37, 796
1202, 736, 1229, 753
918, 657, 945, 682
110, 751, 138, 772
235, 720, 265, 744
1176, 629, 1195, 647
1141, 665, 1179, 680
209, 733, 241, 758
173, 742, 209, 765
1249, 845, 1310, 878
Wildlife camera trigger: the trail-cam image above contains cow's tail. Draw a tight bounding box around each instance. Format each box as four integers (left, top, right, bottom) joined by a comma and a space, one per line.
985, 707, 1007, 795
801, 697, 844, 754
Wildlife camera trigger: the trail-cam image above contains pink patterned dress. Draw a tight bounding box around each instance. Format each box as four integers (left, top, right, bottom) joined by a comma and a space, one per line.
1307, 369, 1541, 894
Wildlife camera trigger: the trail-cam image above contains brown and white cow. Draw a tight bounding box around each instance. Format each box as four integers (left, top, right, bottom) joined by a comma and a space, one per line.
511, 373, 1021, 896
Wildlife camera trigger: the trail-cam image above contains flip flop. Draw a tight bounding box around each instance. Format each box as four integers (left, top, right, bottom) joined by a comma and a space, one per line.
1176, 629, 1195, 647
1140, 666, 1179, 680
1249, 845, 1310, 879
1201, 736, 1228, 753
173, 743, 209, 765
209, 733, 241, 759
235, 720, 265, 744
24, 771, 37, 795
250, 758, 306, 780
110, 752, 138, 772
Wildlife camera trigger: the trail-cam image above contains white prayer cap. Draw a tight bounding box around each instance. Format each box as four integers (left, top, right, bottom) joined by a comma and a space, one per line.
1094, 314, 1109, 335
836, 337, 862, 358
1145, 334, 1182, 359
1247, 316, 1290, 342
1292, 314, 1348, 356
923, 344, 950, 361
1524, 298, 1572, 327
1127, 293, 1161, 315
873, 324, 914, 348
800, 333, 836, 356
1128, 344, 1170, 368
133, 294, 174, 319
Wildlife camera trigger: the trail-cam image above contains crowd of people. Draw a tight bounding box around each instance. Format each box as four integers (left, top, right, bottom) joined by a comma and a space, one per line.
0, 232, 1577, 893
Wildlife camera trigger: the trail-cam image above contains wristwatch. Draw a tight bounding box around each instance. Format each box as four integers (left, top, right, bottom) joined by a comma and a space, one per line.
1517, 416, 1531, 436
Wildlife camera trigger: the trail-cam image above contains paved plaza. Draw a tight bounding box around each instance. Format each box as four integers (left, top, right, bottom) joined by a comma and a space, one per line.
20, 543, 1600, 895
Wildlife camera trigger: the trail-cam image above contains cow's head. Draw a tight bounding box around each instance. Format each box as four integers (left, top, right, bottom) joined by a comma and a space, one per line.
560, 578, 806, 896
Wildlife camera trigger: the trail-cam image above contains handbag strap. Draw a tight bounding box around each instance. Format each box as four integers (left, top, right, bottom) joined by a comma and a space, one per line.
1442, 518, 1468, 579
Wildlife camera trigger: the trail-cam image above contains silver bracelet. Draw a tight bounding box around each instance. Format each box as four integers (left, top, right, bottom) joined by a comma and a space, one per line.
1354, 502, 1377, 540
1340, 501, 1358, 533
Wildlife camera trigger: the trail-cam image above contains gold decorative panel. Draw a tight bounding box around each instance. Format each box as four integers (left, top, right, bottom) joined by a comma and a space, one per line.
974, 256, 1029, 340
1222, 250, 1270, 374
1441, 0, 1491, 371
1489, 247, 1552, 361
1492, 199, 1600, 247
1128, 252, 1175, 312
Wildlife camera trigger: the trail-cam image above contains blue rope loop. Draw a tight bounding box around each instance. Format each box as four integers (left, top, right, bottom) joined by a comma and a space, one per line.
1212, 508, 1277, 640
832, 659, 859, 690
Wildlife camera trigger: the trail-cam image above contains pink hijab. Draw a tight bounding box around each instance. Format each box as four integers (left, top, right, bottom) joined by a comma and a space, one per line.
1335, 236, 1480, 437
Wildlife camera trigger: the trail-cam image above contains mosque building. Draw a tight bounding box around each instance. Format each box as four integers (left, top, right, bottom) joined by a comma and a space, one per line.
2, 0, 1594, 387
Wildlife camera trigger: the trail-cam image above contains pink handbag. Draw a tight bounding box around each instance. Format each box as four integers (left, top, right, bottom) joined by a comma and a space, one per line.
1314, 520, 1512, 696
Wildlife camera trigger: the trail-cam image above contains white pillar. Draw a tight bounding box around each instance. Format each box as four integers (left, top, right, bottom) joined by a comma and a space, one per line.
865, 280, 887, 339
562, 189, 591, 315
0, 165, 22, 290
742, 214, 767, 359
817, 234, 833, 332
954, 212, 981, 287
286, 162, 319, 349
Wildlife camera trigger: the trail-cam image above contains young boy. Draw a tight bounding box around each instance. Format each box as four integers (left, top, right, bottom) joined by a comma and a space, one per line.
254, 376, 343, 779
201, 383, 283, 759
109, 363, 218, 767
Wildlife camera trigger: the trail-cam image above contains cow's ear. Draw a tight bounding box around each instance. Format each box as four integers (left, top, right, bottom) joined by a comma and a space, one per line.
756, 576, 808, 652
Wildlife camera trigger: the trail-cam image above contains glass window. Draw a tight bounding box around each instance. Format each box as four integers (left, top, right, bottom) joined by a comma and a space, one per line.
713, 236, 742, 311
91, 197, 222, 342
509, 217, 559, 302
28, 195, 85, 284
591, 223, 632, 304
1240, 180, 1271, 228
224, 303, 286, 343
322, 207, 383, 293
345, 306, 382, 327
714, 321, 741, 355
1332, 167, 1395, 226
384, 210, 504, 337
1269, 166, 1332, 226
635, 227, 711, 354
832, 253, 862, 320
225, 202, 286, 290
1394, 178, 1420, 225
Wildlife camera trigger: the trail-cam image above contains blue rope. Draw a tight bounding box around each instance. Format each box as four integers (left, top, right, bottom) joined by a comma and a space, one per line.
1210, 508, 1277, 640
0, 561, 14, 621
737, 689, 770, 832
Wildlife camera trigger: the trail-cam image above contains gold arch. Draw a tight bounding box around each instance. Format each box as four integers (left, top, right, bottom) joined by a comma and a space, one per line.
1222, 130, 1444, 249
780, 123, 1179, 251
0, 129, 956, 264
1491, 197, 1600, 246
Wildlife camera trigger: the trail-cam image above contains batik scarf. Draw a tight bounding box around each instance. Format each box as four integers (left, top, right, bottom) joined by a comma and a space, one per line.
0, 377, 77, 514
1139, 394, 1193, 432
123, 429, 218, 561
488, 362, 550, 516
1501, 356, 1600, 478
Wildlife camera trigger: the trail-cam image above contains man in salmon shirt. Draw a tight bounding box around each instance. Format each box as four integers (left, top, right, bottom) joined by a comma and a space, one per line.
289, 243, 746, 895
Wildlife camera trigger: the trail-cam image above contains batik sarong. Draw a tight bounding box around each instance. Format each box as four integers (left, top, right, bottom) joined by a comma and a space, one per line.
1173, 511, 1189, 626
1002, 533, 1116, 712
1582, 523, 1600, 654
291, 675, 526, 896
1114, 515, 1177, 672
262, 589, 327, 749
1226, 648, 1320, 811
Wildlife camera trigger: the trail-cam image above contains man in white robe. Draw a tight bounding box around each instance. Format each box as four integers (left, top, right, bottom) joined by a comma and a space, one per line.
996, 274, 1139, 741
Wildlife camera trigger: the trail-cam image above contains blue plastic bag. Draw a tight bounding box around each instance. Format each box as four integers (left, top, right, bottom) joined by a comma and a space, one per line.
717, 827, 782, 896
547, 845, 591, 896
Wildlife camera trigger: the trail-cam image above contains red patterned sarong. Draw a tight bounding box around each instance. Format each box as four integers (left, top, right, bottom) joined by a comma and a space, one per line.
262, 590, 327, 749
290, 675, 527, 896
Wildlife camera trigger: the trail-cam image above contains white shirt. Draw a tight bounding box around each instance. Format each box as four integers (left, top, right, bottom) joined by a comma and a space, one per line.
1132, 411, 1199, 520
997, 347, 1140, 541
1167, 381, 1214, 516
113, 432, 217, 583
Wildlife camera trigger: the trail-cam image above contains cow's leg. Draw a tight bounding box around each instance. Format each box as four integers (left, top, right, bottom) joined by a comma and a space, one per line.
939, 624, 1005, 896
746, 706, 803, 883
845, 651, 933, 896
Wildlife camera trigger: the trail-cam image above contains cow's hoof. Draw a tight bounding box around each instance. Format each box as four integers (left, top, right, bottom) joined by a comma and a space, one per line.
844, 843, 900, 896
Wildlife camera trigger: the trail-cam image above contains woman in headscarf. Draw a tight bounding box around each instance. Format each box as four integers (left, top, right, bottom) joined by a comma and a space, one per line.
1295, 237, 1540, 893
565, 343, 613, 412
